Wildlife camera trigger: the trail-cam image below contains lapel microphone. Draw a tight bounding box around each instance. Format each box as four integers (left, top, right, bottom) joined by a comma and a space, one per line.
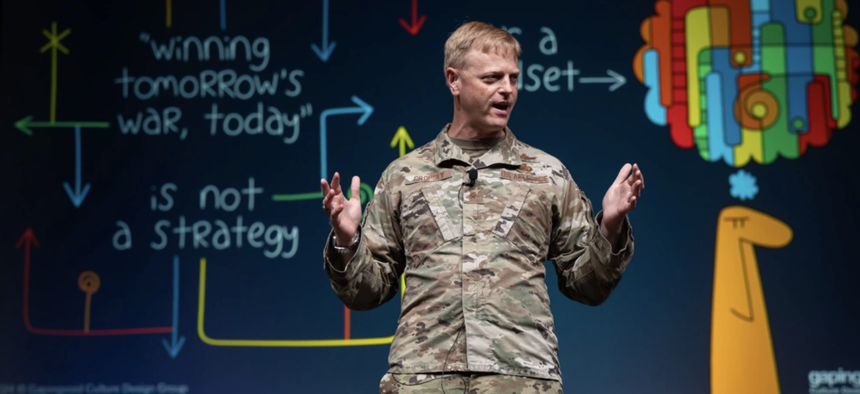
464, 168, 478, 187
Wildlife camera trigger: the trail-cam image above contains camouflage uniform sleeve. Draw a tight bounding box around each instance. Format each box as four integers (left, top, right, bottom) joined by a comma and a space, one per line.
547, 175, 635, 306
322, 173, 405, 311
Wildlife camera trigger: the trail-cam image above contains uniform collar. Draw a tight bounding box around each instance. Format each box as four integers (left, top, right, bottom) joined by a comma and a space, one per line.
433, 123, 523, 169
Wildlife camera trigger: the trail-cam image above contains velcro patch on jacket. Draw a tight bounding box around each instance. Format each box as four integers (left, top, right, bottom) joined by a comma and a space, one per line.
405, 170, 453, 184
500, 169, 549, 183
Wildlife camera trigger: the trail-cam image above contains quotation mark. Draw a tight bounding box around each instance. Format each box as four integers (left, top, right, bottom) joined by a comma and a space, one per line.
299, 103, 313, 118
139, 32, 151, 43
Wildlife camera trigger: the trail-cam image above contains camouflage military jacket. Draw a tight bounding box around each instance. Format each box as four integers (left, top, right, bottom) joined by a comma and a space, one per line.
323, 124, 634, 383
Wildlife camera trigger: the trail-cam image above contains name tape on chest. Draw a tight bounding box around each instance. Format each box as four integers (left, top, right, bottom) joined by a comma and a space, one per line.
405, 169, 454, 184
500, 169, 549, 183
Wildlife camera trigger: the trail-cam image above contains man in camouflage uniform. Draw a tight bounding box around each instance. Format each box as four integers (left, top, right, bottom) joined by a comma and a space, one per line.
321, 21, 643, 393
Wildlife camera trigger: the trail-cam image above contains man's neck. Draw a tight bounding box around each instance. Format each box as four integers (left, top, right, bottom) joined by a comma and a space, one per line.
447, 121, 505, 140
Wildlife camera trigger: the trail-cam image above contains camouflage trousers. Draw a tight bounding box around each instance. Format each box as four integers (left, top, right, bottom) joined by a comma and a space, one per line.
379, 372, 564, 393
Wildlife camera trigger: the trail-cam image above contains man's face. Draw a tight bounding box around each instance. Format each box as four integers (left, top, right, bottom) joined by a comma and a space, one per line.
451, 48, 519, 133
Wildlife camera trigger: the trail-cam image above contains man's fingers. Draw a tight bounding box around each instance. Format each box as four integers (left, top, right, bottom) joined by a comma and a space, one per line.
332, 172, 342, 195
615, 163, 632, 184
329, 202, 344, 224
321, 179, 332, 212
628, 194, 638, 205
633, 179, 643, 195
322, 188, 336, 210
632, 164, 644, 189
627, 164, 643, 187
350, 176, 361, 202
321, 178, 330, 196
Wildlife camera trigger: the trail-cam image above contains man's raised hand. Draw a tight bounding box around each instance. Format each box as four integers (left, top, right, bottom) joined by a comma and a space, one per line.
602, 163, 644, 225
321, 172, 363, 246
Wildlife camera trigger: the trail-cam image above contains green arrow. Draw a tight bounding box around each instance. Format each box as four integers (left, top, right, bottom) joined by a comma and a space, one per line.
271, 191, 323, 202
16, 116, 109, 136
272, 182, 374, 220
390, 126, 415, 157
272, 183, 373, 204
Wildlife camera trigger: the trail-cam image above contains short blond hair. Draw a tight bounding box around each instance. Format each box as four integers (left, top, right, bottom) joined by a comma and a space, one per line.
444, 21, 521, 74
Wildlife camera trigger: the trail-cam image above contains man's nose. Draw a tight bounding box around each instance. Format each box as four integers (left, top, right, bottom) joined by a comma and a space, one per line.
499, 78, 514, 94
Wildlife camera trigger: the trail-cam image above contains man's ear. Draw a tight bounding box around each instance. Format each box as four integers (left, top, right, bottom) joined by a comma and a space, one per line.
446, 67, 460, 96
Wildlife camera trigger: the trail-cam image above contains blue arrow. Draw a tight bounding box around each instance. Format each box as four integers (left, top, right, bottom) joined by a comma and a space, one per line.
220, 0, 226, 30
310, 0, 336, 61
320, 96, 373, 180
62, 125, 91, 208
162, 255, 185, 358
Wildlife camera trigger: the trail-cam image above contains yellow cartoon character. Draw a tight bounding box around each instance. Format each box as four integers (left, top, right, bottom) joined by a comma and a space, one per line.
712, 206, 792, 394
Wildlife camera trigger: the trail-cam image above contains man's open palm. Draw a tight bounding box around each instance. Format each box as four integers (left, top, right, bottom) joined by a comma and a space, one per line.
602, 163, 644, 224
321, 172, 363, 243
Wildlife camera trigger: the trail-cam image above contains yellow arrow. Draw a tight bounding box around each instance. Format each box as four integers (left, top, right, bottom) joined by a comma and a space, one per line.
390, 126, 415, 157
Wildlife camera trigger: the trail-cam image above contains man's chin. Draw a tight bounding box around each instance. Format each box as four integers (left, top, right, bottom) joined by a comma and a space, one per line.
487, 118, 509, 130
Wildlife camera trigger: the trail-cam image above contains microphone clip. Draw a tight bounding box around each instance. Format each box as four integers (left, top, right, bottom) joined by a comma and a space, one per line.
463, 168, 478, 187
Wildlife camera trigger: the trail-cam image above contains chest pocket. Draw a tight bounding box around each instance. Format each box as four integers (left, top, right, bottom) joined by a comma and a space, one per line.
399, 172, 459, 264
492, 182, 552, 264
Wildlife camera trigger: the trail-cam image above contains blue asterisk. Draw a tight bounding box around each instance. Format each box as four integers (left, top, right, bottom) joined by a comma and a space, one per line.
729, 169, 758, 200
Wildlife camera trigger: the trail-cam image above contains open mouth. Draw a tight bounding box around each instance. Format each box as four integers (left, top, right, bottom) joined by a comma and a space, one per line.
492, 103, 509, 114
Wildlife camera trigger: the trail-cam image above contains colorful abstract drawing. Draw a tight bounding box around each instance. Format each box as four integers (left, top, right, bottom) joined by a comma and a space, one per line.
633, 0, 860, 167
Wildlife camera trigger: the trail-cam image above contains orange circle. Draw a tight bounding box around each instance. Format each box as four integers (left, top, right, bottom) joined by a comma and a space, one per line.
78, 271, 101, 294
735, 87, 779, 130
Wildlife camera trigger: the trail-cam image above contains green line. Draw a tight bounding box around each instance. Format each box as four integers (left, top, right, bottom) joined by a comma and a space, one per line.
15, 116, 111, 136
272, 191, 323, 201
30, 121, 109, 128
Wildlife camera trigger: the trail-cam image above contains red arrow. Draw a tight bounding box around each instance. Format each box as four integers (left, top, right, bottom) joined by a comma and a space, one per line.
17, 228, 43, 334
16, 228, 172, 336
398, 0, 426, 35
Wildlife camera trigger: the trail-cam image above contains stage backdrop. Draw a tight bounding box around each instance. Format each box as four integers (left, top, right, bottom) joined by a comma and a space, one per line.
1, 0, 858, 393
